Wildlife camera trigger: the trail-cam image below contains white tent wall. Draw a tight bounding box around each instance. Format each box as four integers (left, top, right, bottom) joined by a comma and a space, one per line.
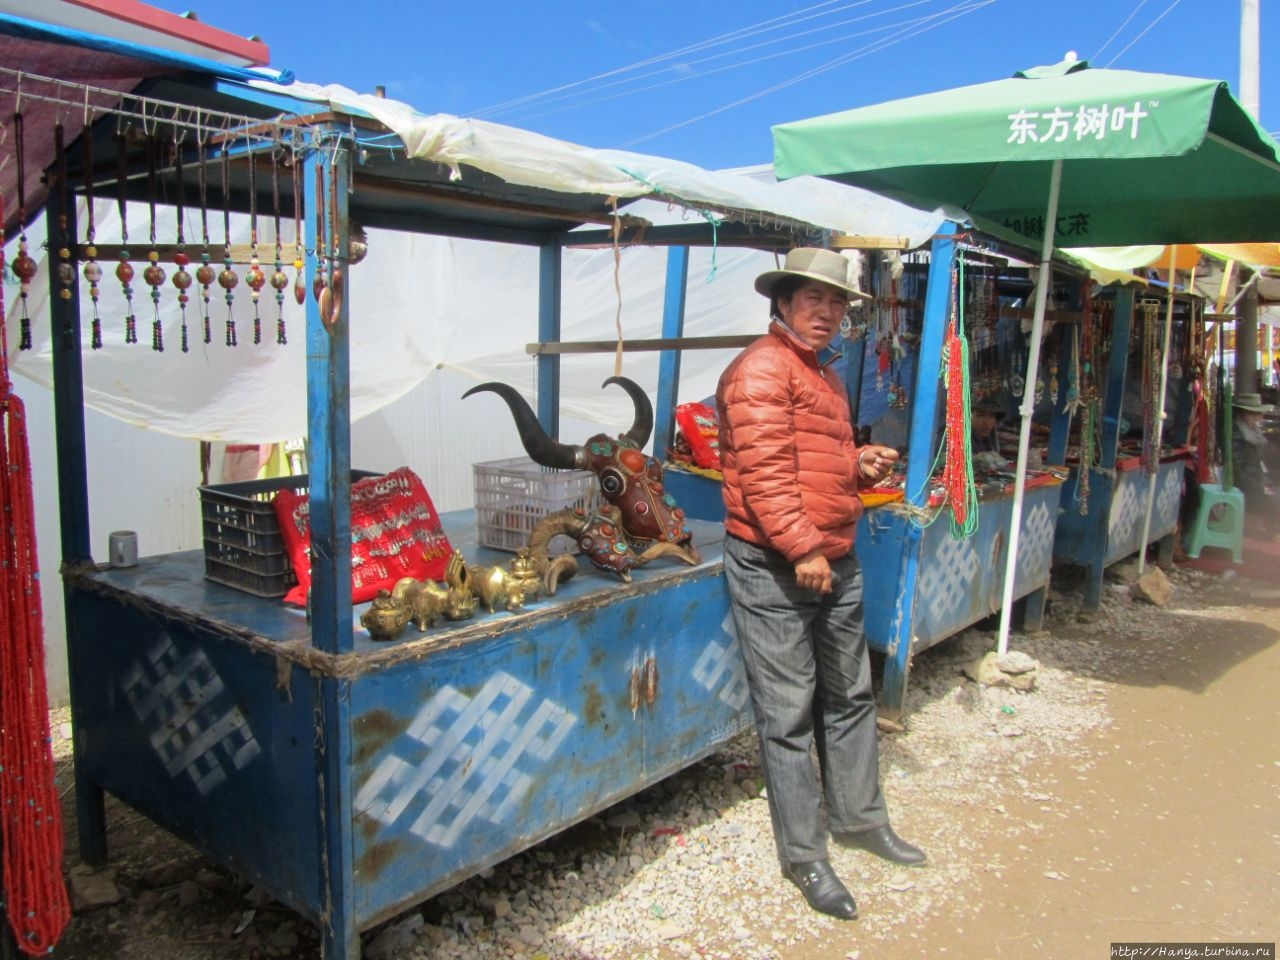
25, 383, 206, 705
11, 217, 792, 705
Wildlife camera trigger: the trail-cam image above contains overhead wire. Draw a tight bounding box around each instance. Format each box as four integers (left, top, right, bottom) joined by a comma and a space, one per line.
1091, 0, 1152, 62
1103, 0, 1183, 67
624, 0, 996, 148
471, 0, 876, 118
506, 1, 954, 125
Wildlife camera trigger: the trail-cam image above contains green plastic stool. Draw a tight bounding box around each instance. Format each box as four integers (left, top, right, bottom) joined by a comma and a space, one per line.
1184, 483, 1245, 563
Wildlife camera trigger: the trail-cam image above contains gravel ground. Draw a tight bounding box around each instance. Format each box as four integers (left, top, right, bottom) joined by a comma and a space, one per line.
44, 559, 1267, 960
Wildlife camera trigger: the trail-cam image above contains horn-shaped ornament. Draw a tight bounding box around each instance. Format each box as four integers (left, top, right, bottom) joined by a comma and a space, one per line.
461, 382, 582, 469
602, 375, 653, 450
465, 377, 698, 567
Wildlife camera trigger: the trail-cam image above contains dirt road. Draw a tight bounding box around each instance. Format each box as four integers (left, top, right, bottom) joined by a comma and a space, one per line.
43, 560, 1280, 960
882, 574, 1280, 960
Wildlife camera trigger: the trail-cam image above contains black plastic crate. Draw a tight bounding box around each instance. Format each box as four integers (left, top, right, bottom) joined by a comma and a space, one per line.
198, 471, 378, 598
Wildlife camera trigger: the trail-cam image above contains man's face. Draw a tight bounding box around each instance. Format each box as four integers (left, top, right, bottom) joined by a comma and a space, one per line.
779, 280, 849, 351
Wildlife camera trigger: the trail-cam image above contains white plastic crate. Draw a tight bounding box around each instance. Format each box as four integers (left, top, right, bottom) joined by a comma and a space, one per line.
473, 456, 601, 553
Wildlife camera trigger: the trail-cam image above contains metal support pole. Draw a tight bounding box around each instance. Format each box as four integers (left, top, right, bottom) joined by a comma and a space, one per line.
654, 246, 689, 459
998, 159, 1062, 655
537, 244, 562, 438
304, 141, 358, 960
1137, 247, 1180, 576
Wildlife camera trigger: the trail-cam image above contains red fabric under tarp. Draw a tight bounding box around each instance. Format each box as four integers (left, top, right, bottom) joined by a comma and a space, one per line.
272, 467, 453, 608
674, 401, 721, 471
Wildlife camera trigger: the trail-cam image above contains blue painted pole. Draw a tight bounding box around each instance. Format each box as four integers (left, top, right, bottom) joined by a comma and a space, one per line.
877, 532, 918, 721
1047, 319, 1073, 465
47, 154, 108, 866
905, 224, 958, 503
1101, 287, 1136, 470
882, 225, 957, 718
537, 244, 562, 437
1075, 285, 1136, 610
654, 246, 690, 458
304, 143, 354, 655
303, 137, 358, 960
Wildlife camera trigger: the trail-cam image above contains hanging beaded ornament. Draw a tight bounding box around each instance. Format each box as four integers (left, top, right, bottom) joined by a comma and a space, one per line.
143, 135, 167, 352
0, 191, 75, 957
10, 112, 38, 351
269, 146, 289, 345
218, 138, 239, 347
292, 152, 305, 315
195, 132, 215, 345
1076, 283, 1097, 514
81, 115, 104, 350
876, 268, 895, 393
325, 158, 344, 332
939, 254, 978, 538
1168, 307, 1184, 381
115, 130, 138, 344
243, 138, 265, 345
312, 161, 328, 306
1141, 301, 1160, 474
171, 132, 193, 353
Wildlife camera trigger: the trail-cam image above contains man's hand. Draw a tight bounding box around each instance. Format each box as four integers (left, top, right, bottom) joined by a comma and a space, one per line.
858, 444, 900, 483
794, 550, 832, 594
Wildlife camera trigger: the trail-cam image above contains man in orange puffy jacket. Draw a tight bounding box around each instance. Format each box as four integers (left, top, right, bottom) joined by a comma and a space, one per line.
716, 248, 925, 922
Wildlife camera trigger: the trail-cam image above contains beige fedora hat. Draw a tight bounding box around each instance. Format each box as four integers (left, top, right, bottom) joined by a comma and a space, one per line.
754, 247, 871, 300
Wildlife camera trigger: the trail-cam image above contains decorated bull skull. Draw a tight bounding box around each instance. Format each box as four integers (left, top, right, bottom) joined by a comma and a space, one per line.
462, 377, 700, 568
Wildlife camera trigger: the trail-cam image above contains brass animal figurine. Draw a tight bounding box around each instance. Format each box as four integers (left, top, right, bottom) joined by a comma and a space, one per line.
360, 590, 411, 641
468, 564, 527, 613
442, 549, 479, 620
506, 549, 542, 602
390, 576, 450, 630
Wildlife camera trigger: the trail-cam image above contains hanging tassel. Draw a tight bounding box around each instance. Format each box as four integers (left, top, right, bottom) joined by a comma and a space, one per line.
939, 259, 979, 538
0, 192, 73, 955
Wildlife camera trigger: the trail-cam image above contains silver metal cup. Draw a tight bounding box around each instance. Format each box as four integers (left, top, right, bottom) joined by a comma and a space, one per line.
108, 530, 138, 568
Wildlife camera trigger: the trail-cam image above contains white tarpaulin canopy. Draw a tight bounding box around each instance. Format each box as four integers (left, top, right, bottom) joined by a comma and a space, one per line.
256, 80, 956, 241
9, 81, 949, 442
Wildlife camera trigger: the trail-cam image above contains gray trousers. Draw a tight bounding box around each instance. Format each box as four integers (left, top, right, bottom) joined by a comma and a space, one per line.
724, 535, 888, 865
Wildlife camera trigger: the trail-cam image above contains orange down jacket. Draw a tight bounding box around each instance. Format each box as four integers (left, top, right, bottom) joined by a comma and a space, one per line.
716, 320, 865, 562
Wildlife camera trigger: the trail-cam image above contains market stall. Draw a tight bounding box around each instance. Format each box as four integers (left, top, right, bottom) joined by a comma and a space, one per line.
1050, 282, 1201, 609
7, 58, 882, 960
768, 54, 1280, 656
667, 229, 1067, 718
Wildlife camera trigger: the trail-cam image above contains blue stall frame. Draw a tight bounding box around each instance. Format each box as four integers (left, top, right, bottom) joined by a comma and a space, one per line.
1051, 285, 1196, 609
668, 225, 1065, 719
44, 77, 836, 959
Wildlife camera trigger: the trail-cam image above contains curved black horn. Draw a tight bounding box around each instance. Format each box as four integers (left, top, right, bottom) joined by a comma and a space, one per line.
462, 382, 581, 469
603, 376, 653, 450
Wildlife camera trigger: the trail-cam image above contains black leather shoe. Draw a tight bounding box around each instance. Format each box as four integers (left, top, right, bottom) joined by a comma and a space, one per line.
834, 825, 927, 865
782, 859, 858, 920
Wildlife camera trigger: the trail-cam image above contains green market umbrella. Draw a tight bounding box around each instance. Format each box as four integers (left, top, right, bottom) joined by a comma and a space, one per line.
772, 58, 1280, 653
773, 58, 1280, 248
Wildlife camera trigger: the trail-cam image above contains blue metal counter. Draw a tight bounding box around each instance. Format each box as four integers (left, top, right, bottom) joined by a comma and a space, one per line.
66, 513, 748, 934
665, 467, 1065, 717
1053, 454, 1188, 609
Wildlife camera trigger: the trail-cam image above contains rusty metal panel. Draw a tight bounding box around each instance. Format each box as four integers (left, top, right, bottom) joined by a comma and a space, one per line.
67, 585, 324, 920
910, 483, 1063, 644
1104, 460, 1185, 565
347, 532, 740, 929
